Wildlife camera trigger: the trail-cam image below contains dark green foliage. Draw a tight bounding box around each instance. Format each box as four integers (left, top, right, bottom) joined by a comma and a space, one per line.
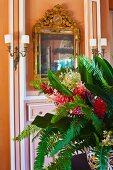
32, 113, 73, 131
32, 113, 53, 128
48, 69, 73, 96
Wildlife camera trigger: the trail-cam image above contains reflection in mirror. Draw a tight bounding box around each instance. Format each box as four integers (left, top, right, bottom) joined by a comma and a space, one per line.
33, 4, 80, 80
41, 33, 74, 78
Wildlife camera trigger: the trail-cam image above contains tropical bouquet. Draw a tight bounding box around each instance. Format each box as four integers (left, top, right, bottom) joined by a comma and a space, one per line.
16, 56, 113, 170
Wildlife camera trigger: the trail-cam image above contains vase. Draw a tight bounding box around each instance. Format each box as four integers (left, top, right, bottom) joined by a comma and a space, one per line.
71, 153, 91, 170
71, 151, 113, 170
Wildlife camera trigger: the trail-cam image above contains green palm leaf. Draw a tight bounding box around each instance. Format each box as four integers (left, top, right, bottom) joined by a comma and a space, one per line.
95, 57, 113, 85
78, 56, 93, 84
48, 69, 73, 96
78, 56, 108, 87
103, 58, 113, 75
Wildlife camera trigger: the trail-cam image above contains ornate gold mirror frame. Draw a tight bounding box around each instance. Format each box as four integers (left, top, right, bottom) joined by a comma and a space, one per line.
32, 4, 80, 80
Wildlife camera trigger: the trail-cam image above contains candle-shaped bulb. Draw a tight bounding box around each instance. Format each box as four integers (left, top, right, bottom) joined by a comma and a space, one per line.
4, 34, 13, 44
101, 38, 107, 46
89, 38, 96, 47
22, 35, 30, 44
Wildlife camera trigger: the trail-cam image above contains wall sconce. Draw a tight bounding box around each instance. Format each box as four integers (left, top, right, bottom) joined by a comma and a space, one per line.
4, 34, 30, 70
90, 38, 107, 58
90, 38, 97, 57
100, 38, 107, 57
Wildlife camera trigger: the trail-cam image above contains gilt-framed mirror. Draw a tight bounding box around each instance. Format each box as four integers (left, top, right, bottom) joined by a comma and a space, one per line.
32, 4, 80, 80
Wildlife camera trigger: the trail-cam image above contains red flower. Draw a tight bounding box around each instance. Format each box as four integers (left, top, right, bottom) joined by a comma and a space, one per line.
93, 97, 107, 118
73, 82, 91, 99
50, 90, 73, 107
41, 82, 53, 95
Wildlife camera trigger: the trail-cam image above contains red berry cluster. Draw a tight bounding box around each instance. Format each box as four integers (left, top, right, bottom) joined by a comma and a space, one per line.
93, 97, 107, 118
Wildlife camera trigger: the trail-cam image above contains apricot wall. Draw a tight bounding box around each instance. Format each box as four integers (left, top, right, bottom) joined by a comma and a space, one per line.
100, 0, 110, 61
109, 0, 113, 10
25, 0, 84, 91
0, 0, 10, 169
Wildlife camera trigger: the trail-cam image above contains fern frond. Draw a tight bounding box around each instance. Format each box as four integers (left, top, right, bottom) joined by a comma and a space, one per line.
50, 118, 87, 156
47, 131, 63, 153
34, 127, 53, 170
47, 143, 75, 170
15, 125, 39, 141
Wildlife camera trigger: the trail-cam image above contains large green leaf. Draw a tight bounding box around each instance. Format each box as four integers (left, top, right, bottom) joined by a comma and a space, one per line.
32, 113, 72, 131
32, 113, 53, 128
103, 58, 113, 75
48, 69, 73, 96
78, 57, 87, 82
95, 57, 113, 85
78, 56, 93, 84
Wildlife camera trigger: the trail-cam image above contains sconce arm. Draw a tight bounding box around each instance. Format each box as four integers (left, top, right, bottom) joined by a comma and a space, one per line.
7, 45, 28, 70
